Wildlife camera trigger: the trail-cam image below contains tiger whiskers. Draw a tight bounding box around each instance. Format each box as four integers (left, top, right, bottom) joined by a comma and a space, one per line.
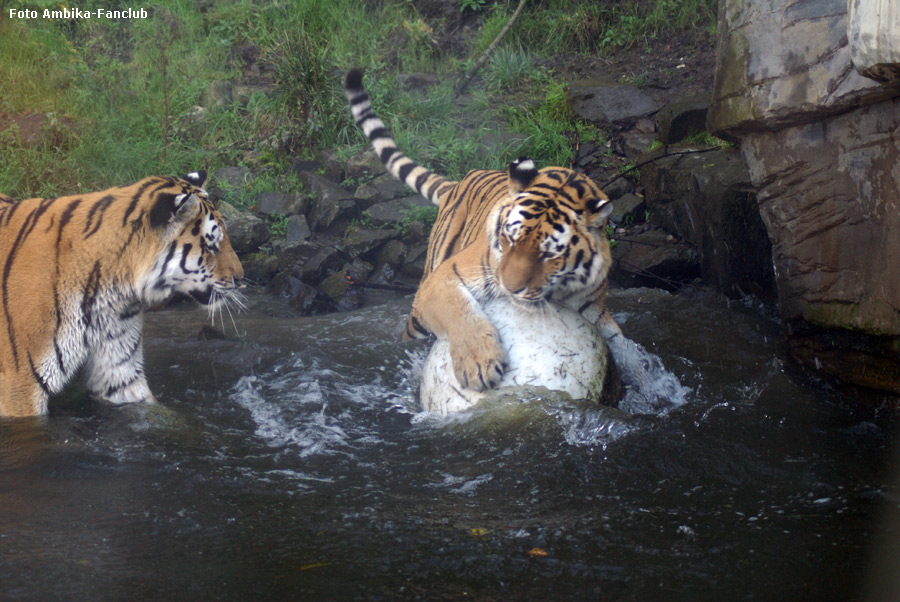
206, 286, 246, 337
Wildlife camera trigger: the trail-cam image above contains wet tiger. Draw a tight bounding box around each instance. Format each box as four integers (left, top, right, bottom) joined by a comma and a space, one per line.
345, 69, 624, 392
0, 171, 244, 417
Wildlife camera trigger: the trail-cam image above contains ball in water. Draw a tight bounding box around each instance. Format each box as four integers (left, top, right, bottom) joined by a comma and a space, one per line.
420, 298, 610, 414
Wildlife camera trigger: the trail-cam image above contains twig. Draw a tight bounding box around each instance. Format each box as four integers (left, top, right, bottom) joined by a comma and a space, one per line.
453, 0, 527, 98
600, 145, 721, 189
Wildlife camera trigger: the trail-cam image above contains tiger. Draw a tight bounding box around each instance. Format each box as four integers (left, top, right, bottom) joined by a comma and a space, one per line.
0, 171, 244, 418
345, 69, 624, 392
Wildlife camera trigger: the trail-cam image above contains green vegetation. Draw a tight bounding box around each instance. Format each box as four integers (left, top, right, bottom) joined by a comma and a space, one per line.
0, 0, 717, 199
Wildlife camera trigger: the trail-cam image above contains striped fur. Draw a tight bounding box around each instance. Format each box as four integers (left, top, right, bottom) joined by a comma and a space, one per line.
345, 69, 622, 392
0, 173, 244, 417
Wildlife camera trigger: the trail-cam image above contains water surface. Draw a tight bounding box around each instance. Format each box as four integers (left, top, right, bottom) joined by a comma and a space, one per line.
0, 288, 896, 601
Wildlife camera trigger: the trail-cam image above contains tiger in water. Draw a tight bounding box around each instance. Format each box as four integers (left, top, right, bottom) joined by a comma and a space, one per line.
0, 171, 243, 417
345, 69, 624, 392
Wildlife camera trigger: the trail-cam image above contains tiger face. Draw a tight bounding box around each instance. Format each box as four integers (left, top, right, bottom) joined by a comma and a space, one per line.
490, 159, 614, 308
139, 171, 244, 310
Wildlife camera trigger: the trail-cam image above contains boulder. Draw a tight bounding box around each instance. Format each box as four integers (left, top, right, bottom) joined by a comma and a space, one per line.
342, 228, 400, 260
708, 0, 900, 394
222, 214, 270, 254
610, 229, 699, 290
657, 95, 710, 144
202, 80, 232, 108
346, 150, 387, 180
365, 195, 432, 227
848, 0, 900, 83
10, 112, 76, 150
607, 193, 645, 226
302, 173, 357, 231
213, 166, 252, 194
370, 173, 412, 201
640, 147, 775, 299
707, 0, 897, 137
568, 79, 657, 126
277, 236, 347, 283
284, 214, 311, 243
256, 192, 308, 216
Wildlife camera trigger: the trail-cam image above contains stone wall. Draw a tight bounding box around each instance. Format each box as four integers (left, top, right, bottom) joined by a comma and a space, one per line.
708, 0, 900, 394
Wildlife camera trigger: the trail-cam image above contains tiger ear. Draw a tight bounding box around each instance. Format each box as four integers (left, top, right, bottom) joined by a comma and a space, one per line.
182, 170, 207, 188
588, 196, 614, 228
508, 157, 538, 194
149, 192, 199, 229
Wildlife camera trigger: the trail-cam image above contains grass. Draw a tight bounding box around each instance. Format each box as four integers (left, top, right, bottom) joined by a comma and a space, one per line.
0, 0, 717, 198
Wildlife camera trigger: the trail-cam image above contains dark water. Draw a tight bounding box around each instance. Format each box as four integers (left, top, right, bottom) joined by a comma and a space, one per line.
1, 288, 897, 601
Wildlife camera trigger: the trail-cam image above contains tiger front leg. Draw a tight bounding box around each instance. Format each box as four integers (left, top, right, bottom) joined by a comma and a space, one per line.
85, 313, 157, 406
408, 255, 507, 392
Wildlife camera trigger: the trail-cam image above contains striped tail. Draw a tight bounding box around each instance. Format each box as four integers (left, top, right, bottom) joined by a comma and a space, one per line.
344, 69, 455, 206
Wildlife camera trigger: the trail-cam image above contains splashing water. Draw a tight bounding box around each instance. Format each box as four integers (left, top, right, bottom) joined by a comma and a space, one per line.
606, 333, 691, 414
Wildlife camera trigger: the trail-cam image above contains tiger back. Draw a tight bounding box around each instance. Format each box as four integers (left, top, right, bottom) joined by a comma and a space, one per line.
345, 69, 623, 392
0, 172, 243, 417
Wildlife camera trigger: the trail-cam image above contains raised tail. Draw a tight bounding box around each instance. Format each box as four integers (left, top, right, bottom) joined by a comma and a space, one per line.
344, 69, 455, 206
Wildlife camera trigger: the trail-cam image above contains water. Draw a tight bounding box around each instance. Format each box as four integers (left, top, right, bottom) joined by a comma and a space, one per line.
0, 287, 897, 601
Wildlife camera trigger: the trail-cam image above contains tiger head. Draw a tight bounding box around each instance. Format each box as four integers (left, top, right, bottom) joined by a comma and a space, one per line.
139, 171, 244, 310
489, 158, 614, 307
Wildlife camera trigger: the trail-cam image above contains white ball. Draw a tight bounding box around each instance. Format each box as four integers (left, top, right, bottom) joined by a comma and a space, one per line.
420, 298, 610, 414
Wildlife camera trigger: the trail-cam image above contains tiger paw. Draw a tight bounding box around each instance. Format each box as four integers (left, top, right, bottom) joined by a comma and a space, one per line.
450, 329, 507, 392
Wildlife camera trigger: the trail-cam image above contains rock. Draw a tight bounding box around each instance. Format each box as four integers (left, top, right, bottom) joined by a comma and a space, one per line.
240, 252, 279, 283
275, 277, 326, 315
708, 0, 900, 395
222, 214, 270, 254
346, 150, 386, 180
365, 195, 432, 227
657, 95, 710, 144
787, 326, 900, 395
287, 155, 344, 185
742, 99, 900, 330
568, 79, 657, 126
302, 173, 357, 231
11, 112, 76, 149
608, 193, 645, 226
318, 269, 364, 312
419, 298, 611, 414
202, 80, 232, 108
401, 243, 429, 279
353, 184, 382, 208
232, 84, 270, 107
610, 229, 699, 290
342, 228, 400, 260
285, 214, 311, 243
708, 0, 896, 137
376, 239, 407, 269
640, 147, 775, 300
370, 173, 412, 201
256, 192, 308, 216
178, 105, 207, 142
398, 72, 440, 90
213, 166, 253, 194
215, 200, 243, 222
318, 270, 351, 300
277, 237, 347, 283
600, 176, 634, 201
848, 0, 900, 84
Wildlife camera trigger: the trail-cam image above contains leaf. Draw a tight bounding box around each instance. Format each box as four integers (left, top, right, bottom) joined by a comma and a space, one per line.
527, 547, 548, 558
